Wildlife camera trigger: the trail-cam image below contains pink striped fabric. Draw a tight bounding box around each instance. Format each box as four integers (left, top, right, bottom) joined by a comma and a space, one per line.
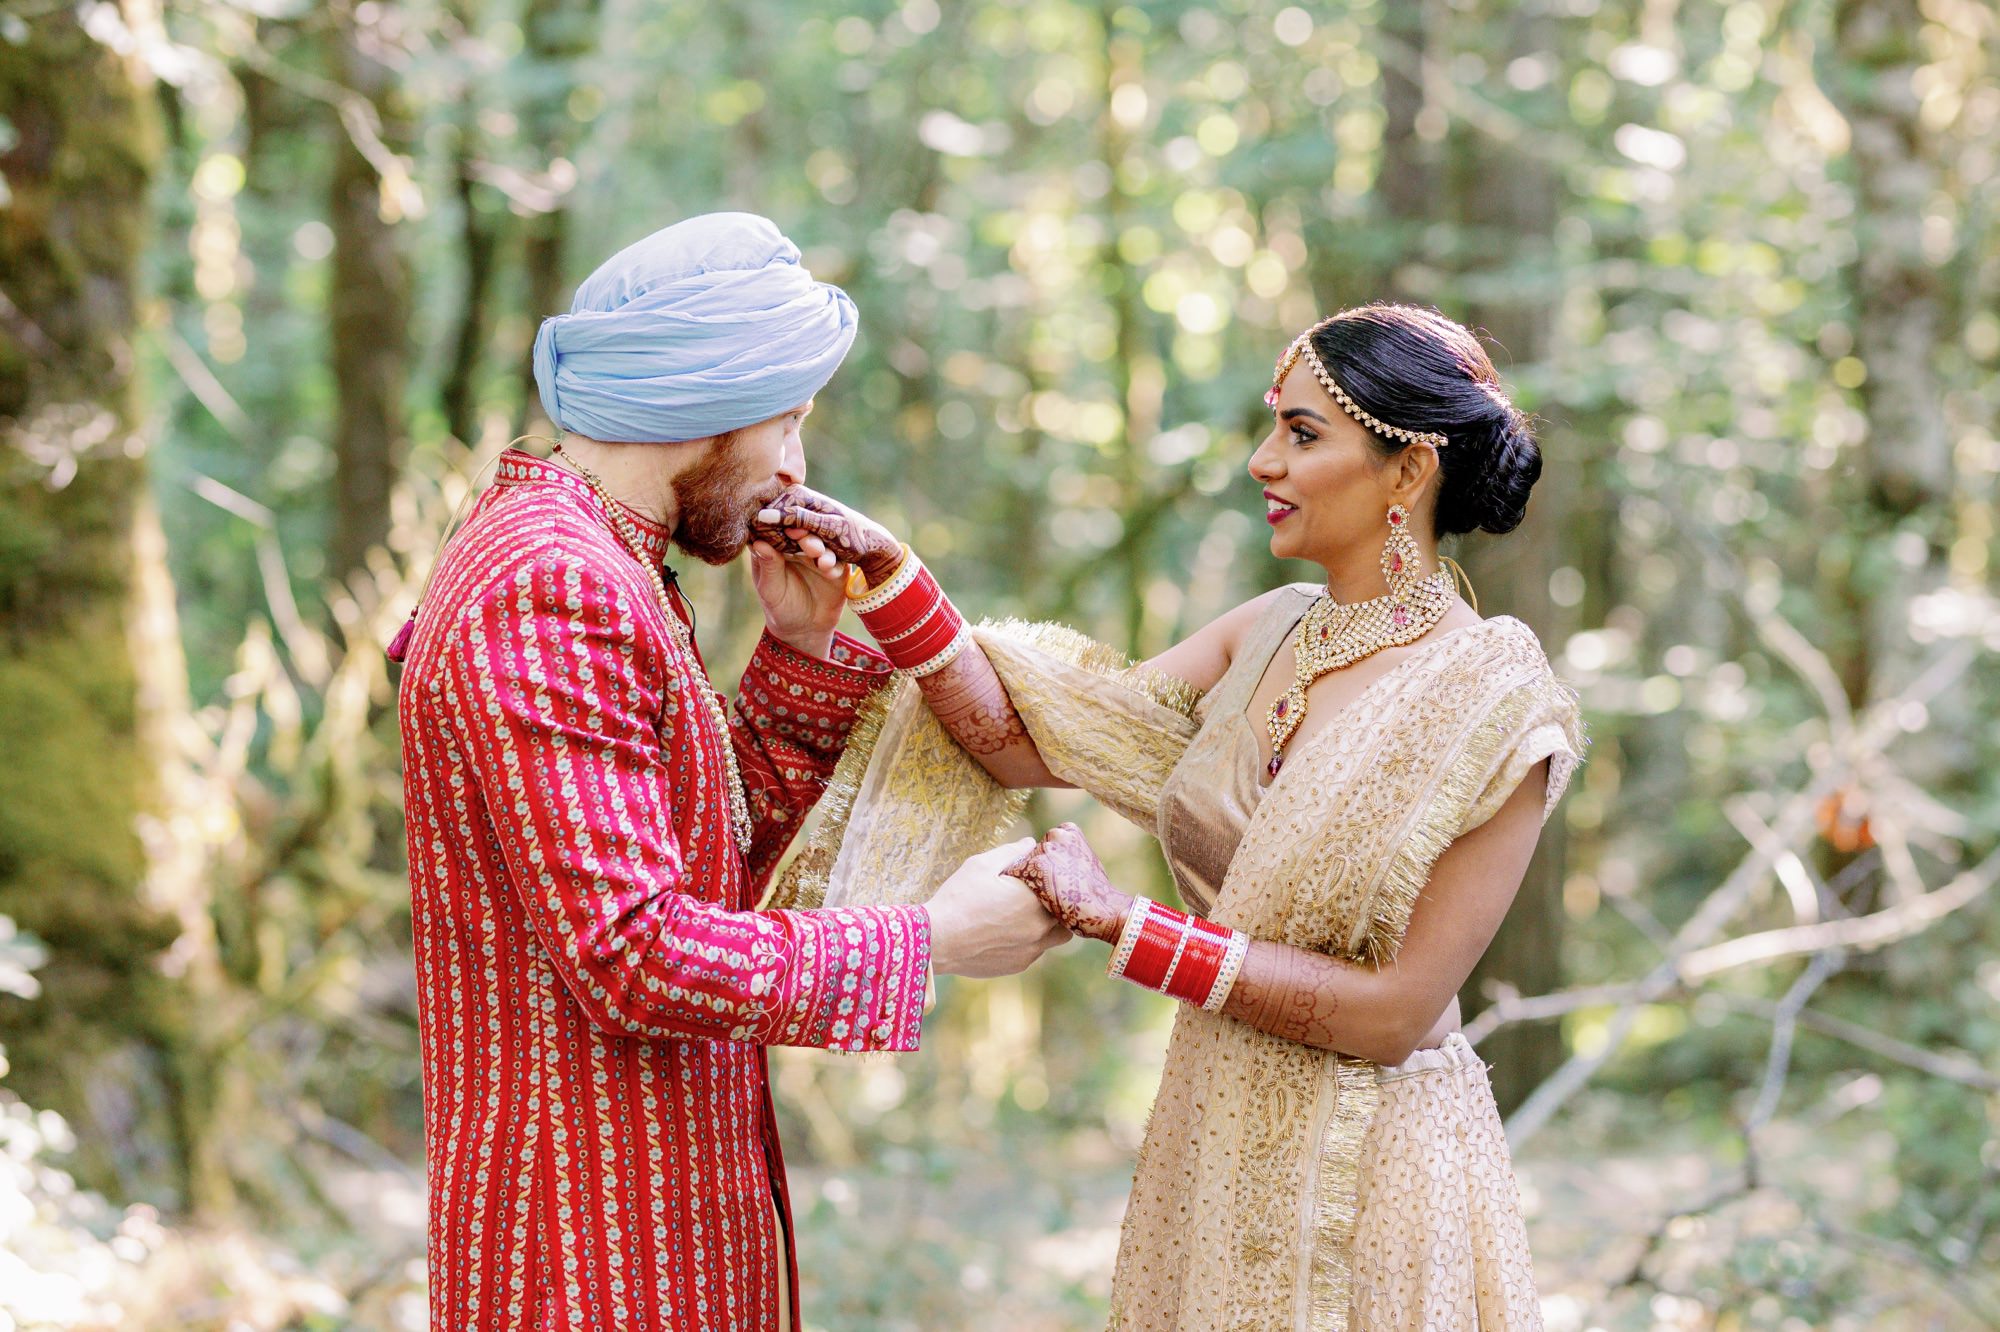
398, 450, 930, 1330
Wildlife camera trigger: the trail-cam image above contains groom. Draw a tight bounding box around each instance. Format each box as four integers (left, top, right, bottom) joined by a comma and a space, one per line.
396, 214, 1066, 1331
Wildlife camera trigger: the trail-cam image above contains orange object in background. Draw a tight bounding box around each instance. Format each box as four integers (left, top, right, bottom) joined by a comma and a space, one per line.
1816, 786, 1876, 854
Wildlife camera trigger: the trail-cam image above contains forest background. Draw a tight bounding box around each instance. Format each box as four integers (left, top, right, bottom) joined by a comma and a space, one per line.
2, 0, 1997, 1328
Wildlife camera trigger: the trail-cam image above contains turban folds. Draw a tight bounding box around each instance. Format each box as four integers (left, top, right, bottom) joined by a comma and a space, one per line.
532, 212, 858, 443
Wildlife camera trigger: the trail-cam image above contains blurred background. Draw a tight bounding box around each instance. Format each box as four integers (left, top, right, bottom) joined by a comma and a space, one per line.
2, 0, 1997, 1328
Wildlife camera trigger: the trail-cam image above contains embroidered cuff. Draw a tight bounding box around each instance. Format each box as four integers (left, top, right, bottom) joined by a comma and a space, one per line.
738, 629, 894, 771
770, 904, 932, 1053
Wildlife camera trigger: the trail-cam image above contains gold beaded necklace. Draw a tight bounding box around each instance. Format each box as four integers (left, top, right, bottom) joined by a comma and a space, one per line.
552, 443, 754, 857
1264, 568, 1456, 779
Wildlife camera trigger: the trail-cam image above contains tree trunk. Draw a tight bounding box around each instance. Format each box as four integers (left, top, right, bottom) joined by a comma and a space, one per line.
515, 0, 603, 432
1829, 0, 1954, 707
0, 1, 191, 1199
1444, 13, 1569, 1114
442, 142, 505, 446
327, 1, 413, 583
1818, 0, 1960, 899
1310, 0, 1437, 309
1099, 6, 1161, 654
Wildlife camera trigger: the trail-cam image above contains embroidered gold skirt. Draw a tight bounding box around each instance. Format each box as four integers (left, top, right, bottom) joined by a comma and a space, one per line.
1350, 1034, 1542, 1330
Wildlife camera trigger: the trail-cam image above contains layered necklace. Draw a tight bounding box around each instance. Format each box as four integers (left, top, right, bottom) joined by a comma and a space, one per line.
1263, 506, 1456, 779
552, 442, 754, 857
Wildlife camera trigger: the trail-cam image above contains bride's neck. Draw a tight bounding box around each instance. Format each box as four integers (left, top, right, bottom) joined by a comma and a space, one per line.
1316, 549, 1439, 603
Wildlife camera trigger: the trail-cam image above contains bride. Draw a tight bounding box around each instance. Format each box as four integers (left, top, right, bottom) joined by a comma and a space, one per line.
757, 303, 1583, 1330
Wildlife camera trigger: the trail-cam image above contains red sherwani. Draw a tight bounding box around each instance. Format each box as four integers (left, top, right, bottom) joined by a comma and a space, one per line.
398, 451, 931, 1331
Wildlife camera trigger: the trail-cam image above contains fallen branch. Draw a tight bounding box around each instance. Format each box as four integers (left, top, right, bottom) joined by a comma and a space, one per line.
1678, 848, 1999, 981
1722, 996, 2000, 1094
1505, 636, 1983, 1148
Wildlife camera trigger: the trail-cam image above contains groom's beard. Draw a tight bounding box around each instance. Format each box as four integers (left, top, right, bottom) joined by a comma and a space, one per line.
670, 436, 781, 566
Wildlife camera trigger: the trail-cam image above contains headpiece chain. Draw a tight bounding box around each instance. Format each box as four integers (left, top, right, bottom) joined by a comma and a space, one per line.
1267, 317, 1450, 451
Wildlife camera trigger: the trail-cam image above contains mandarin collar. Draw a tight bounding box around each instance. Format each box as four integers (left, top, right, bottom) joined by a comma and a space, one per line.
494, 448, 674, 565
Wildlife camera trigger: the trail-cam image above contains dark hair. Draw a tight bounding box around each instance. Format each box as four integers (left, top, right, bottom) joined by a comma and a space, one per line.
1308, 304, 1541, 537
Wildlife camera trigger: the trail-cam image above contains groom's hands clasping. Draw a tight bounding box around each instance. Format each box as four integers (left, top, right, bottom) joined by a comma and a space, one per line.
926, 840, 1071, 978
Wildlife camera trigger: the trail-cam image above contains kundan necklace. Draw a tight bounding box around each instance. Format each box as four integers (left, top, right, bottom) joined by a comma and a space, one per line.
553, 442, 755, 857
1263, 504, 1455, 778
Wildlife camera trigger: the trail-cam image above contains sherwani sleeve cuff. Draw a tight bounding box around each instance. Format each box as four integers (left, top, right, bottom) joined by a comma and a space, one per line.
736, 629, 894, 777
768, 903, 932, 1053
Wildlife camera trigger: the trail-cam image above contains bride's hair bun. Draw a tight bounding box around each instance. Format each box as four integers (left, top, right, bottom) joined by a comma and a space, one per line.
1309, 306, 1542, 538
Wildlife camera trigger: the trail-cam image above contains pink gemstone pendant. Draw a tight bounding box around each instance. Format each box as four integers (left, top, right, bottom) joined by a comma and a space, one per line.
1390, 552, 1404, 572
1268, 754, 1283, 777
1388, 509, 1404, 526
1391, 604, 1410, 628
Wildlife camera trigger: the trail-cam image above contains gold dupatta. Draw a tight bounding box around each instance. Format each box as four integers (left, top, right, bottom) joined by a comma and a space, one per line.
766, 621, 1203, 913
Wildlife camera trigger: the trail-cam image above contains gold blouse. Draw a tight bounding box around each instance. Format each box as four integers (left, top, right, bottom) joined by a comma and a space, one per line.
1154, 583, 1317, 914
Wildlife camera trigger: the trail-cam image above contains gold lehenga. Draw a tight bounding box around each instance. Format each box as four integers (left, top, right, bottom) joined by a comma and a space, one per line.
769, 588, 1584, 1331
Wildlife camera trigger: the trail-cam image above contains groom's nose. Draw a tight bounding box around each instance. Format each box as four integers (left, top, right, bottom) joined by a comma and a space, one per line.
778, 433, 806, 487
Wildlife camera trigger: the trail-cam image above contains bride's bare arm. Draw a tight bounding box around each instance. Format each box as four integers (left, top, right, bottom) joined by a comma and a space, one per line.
753, 488, 1279, 789
908, 650, 1064, 788
1008, 764, 1548, 1066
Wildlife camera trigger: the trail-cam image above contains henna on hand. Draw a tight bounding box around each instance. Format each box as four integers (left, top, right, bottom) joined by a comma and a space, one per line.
751, 486, 903, 584
1002, 823, 1128, 943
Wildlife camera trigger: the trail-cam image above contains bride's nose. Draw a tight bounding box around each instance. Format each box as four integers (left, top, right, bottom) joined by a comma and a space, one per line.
1247, 432, 1284, 482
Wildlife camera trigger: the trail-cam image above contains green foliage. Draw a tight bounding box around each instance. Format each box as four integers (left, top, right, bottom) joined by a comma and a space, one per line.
2, 0, 1993, 1325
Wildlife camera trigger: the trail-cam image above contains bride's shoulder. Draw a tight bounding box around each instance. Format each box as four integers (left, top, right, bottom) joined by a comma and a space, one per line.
1444, 617, 1577, 710
1470, 613, 1558, 664
1140, 585, 1314, 695
1206, 584, 1318, 655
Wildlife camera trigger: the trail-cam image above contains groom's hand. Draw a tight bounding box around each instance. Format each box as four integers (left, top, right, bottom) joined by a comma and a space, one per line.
927, 840, 1071, 978
748, 523, 847, 659
752, 485, 905, 588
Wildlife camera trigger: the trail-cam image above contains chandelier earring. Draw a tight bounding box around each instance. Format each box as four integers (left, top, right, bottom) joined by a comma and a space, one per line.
1381, 503, 1422, 603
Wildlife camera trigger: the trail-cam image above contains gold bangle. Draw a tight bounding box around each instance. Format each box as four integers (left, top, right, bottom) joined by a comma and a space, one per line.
1202, 931, 1251, 1012
846, 542, 917, 608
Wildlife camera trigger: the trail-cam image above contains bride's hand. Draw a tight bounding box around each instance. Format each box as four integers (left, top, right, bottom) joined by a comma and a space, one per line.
1003, 823, 1131, 945
751, 485, 905, 587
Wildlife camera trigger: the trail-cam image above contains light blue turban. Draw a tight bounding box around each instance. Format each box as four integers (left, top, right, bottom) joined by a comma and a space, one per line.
532, 212, 858, 443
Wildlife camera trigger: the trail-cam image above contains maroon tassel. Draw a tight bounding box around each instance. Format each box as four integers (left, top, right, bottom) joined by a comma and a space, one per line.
386, 611, 416, 664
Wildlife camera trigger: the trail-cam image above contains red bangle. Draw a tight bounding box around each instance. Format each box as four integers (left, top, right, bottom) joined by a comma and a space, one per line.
1163, 933, 1227, 1006
1121, 913, 1184, 990
1107, 897, 1250, 1011
856, 557, 968, 675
